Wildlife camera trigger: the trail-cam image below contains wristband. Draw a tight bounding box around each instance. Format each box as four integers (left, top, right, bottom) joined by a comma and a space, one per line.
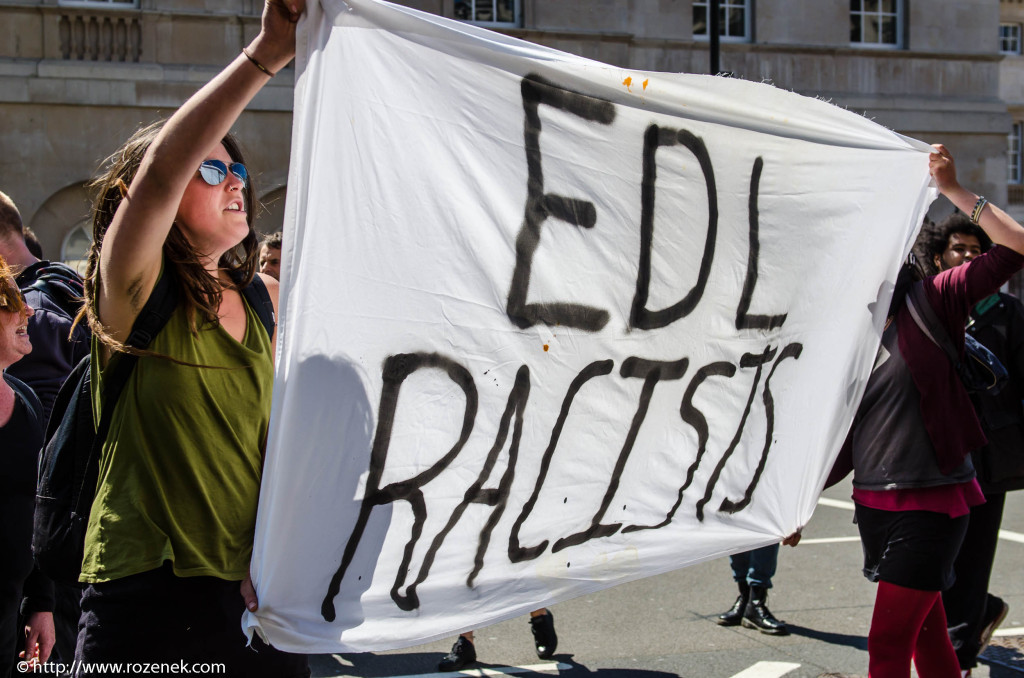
971, 196, 989, 224
242, 48, 275, 77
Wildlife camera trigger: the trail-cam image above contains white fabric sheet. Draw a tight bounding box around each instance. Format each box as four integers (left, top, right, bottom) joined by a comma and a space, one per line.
245, 0, 937, 651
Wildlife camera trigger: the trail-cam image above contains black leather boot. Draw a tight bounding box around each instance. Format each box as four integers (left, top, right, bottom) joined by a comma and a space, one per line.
716, 582, 750, 626
742, 586, 788, 635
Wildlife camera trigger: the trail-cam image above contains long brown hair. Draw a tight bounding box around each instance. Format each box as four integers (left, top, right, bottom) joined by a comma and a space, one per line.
77, 121, 260, 356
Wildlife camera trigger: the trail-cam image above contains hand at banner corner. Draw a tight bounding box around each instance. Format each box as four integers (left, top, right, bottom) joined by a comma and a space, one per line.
928, 143, 959, 197
241, 573, 260, 613
782, 529, 803, 547
248, 0, 306, 75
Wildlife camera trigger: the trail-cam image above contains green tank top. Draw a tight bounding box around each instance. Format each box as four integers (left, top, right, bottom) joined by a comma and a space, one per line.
80, 292, 272, 583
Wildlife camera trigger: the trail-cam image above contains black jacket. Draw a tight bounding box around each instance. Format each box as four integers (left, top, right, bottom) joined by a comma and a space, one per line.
969, 291, 1024, 493
7, 262, 90, 423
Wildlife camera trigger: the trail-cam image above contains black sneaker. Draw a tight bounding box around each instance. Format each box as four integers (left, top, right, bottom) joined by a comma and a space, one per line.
530, 611, 558, 659
438, 636, 476, 672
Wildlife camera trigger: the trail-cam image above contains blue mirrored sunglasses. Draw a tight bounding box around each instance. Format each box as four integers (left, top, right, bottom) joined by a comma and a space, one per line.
198, 159, 248, 188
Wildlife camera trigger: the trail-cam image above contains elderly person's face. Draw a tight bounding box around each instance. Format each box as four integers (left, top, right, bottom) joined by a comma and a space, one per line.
0, 275, 33, 369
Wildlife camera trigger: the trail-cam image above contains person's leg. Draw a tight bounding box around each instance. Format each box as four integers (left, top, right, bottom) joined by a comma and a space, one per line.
730, 552, 751, 584
912, 594, 960, 678
942, 493, 1006, 669
745, 544, 779, 589
869, 581, 942, 678
717, 554, 751, 626
743, 545, 786, 635
75, 567, 182, 666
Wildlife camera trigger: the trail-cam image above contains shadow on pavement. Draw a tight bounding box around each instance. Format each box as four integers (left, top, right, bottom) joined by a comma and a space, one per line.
309, 653, 682, 677
310, 652, 438, 677
552, 657, 681, 677
785, 624, 868, 651
979, 636, 1024, 677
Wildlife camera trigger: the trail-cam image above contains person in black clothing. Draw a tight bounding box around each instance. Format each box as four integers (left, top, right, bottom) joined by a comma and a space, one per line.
0, 254, 52, 675
0, 191, 88, 667
0, 191, 90, 421
916, 212, 1023, 675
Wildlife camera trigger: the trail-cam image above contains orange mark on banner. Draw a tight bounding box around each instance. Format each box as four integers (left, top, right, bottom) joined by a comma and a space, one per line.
622, 77, 633, 92
642, 79, 649, 91
543, 344, 550, 352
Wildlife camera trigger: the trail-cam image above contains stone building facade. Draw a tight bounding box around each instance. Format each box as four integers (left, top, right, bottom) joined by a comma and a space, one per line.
0, 0, 1013, 267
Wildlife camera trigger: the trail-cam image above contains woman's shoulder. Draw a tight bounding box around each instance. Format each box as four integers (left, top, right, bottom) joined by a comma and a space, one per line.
2, 372, 44, 436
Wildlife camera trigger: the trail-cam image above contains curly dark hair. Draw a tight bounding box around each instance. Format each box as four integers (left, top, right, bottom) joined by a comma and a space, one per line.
913, 211, 992, 277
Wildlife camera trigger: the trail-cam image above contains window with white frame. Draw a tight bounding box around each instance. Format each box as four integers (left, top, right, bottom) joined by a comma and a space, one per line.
1010, 122, 1023, 184
454, 0, 519, 27
1001, 23, 1022, 56
693, 0, 750, 41
850, 0, 902, 48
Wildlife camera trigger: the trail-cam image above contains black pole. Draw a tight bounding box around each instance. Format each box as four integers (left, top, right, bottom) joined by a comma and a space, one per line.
709, 0, 720, 75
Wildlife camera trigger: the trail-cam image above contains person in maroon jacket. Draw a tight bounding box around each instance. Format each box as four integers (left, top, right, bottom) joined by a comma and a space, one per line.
838, 145, 1024, 678
915, 212, 1021, 676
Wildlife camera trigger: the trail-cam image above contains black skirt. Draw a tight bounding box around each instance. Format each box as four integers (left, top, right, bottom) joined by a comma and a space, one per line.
855, 504, 969, 591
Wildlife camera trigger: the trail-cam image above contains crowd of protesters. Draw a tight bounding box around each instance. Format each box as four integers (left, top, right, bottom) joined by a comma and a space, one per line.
1, 1, 1022, 676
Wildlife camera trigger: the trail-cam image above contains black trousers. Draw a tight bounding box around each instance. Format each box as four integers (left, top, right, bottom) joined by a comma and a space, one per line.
74, 563, 309, 678
942, 492, 1006, 670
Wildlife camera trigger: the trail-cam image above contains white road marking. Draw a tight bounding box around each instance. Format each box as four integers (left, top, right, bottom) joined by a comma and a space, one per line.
817, 497, 856, 510
800, 536, 860, 544
727, 661, 801, 678
998, 529, 1024, 544
994, 626, 1024, 637
376, 662, 571, 678
817, 497, 1024, 545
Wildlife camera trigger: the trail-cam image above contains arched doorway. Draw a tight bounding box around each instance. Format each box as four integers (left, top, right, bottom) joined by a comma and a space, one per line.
27, 183, 93, 266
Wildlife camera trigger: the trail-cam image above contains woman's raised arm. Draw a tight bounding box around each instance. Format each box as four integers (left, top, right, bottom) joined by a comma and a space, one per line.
97, 0, 303, 341
930, 143, 1024, 256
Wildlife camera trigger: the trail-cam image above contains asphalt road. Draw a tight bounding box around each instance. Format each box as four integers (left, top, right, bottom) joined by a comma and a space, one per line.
308, 477, 1024, 678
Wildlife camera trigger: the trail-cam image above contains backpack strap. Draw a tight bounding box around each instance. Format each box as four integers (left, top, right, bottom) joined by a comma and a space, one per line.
905, 280, 960, 366
240, 274, 276, 342
73, 271, 179, 517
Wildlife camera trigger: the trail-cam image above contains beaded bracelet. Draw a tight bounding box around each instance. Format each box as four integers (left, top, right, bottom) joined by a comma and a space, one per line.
242, 48, 275, 77
971, 196, 989, 225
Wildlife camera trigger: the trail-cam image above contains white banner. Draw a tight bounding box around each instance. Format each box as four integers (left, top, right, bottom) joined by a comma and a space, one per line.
246, 0, 936, 652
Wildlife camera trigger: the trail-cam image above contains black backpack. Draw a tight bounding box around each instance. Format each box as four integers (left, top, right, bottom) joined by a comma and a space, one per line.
32, 272, 276, 584
19, 261, 87, 322
905, 281, 1008, 395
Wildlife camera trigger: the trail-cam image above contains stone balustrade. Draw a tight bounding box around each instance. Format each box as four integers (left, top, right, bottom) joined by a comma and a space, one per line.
58, 12, 141, 62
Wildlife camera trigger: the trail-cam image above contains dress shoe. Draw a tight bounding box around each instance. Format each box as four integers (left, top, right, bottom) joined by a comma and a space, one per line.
438, 636, 476, 672
716, 582, 750, 626
742, 586, 788, 635
530, 610, 558, 659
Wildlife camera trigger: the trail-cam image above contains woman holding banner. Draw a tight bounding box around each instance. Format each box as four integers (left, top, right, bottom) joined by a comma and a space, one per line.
840, 145, 1024, 678
68, 0, 308, 673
